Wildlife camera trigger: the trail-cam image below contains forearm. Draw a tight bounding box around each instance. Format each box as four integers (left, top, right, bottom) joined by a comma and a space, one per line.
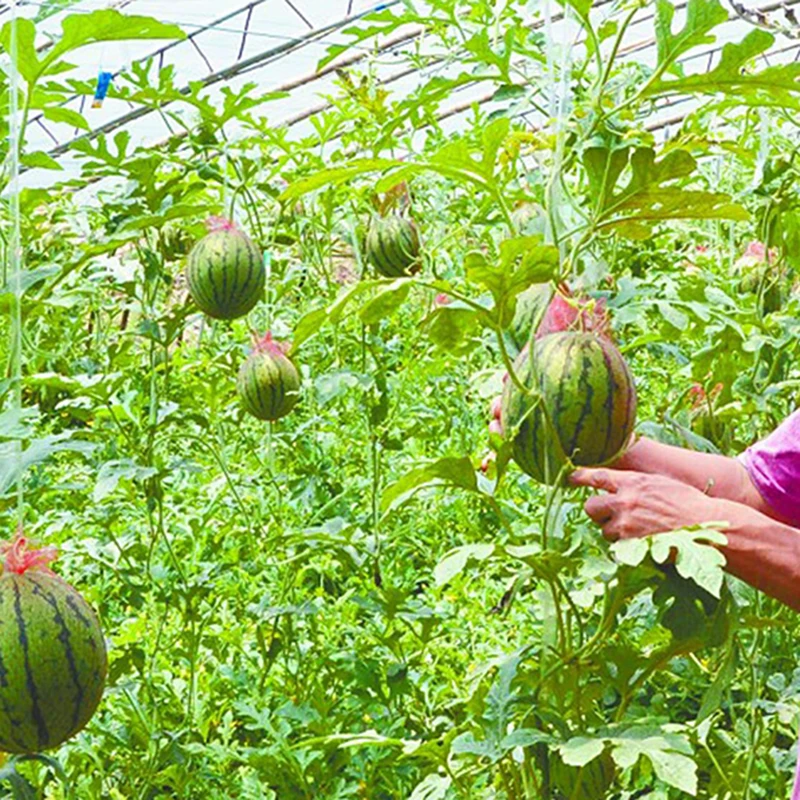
709, 499, 800, 610
616, 438, 772, 514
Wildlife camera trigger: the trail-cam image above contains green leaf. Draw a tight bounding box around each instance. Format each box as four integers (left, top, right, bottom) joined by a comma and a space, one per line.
434, 543, 495, 587
280, 159, 402, 202
653, 0, 727, 69
408, 773, 452, 800
647, 28, 800, 108
597, 148, 748, 236
0, 11, 183, 85
583, 144, 630, 215
0, 407, 38, 439
0, 265, 60, 299
657, 301, 689, 331
650, 526, 728, 598
381, 456, 479, 513
0, 18, 39, 83
609, 728, 697, 795
424, 304, 482, 353
480, 118, 511, 174
359, 279, 412, 325
612, 537, 649, 567
45, 11, 183, 74
466, 239, 559, 325
697, 646, 736, 722
43, 105, 89, 130
0, 433, 96, 496
291, 307, 328, 352
327, 281, 377, 325
559, 737, 606, 767
94, 459, 158, 502
612, 524, 727, 598
20, 151, 63, 170
557, 0, 592, 19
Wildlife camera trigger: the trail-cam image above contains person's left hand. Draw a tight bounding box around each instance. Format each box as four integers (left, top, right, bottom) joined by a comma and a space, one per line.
569, 468, 725, 542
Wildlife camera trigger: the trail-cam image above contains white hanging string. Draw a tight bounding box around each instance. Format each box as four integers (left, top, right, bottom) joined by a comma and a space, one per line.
544, 0, 573, 262
8, 0, 25, 529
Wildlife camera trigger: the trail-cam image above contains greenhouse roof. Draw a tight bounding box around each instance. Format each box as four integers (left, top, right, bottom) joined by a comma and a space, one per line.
3, 0, 800, 188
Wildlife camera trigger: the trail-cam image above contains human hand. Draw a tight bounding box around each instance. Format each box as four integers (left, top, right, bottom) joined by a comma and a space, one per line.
489, 395, 503, 437
569, 468, 725, 542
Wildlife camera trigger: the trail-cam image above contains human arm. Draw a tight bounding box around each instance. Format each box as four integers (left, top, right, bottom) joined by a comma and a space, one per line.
612, 437, 783, 520
571, 468, 800, 611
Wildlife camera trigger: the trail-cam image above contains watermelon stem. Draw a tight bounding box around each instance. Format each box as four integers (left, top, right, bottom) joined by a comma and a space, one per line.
253, 331, 290, 358
205, 215, 237, 233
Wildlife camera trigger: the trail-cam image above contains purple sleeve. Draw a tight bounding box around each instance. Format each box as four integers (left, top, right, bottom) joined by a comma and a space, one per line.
739, 410, 800, 527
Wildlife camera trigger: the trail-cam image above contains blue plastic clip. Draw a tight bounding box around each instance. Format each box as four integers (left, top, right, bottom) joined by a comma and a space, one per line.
92, 71, 114, 109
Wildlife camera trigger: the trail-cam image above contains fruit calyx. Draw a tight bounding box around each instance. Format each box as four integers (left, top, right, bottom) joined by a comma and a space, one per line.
537, 287, 612, 341
252, 331, 290, 358
205, 216, 238, 233
0, 534, 58, 576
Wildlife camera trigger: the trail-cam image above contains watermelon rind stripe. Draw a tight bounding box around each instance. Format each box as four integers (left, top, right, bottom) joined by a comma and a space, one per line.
13, 580, 49, 750
30, 575, 85, 733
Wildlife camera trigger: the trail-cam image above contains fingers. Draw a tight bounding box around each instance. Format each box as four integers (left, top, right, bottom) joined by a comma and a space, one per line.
569, 468, 626, 492
585, 494, 617, 525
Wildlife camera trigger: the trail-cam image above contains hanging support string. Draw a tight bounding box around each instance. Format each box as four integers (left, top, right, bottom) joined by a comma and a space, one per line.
8, 0, 25, 530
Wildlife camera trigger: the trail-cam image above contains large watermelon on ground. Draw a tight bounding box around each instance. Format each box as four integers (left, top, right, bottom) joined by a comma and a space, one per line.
186, 218, 265, 320
365, 215, 420, 277
501, 331, 636, 484
0, 537, 107, 755
237, 333, 301, 422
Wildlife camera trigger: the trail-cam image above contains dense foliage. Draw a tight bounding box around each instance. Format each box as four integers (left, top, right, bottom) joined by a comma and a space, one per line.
1, 1, 800, 797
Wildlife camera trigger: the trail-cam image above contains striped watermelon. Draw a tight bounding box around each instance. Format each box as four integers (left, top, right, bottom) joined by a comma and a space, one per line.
186, 218, 265, 320
237, 332, 301, 422
365, 215, 420, 277
501, 332, 636, 484
508, 283, 552, 353
0, 537, 107, 755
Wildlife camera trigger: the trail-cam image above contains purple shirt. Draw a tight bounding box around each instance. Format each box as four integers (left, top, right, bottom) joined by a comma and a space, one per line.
740, 411, 800, 798
740, 410, 800, 527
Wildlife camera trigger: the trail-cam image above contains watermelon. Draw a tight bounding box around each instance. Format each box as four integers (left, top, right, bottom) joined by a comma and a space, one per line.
237, 332, 301, 422
0, 536, 107, 755
186, 218, 265, 320
509, 283, 553, 353
365, 215, 420, 277
501, 332, 636, 484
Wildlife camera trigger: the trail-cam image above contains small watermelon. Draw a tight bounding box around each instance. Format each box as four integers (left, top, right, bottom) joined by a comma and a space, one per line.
508, 283, 553, 353
501, 331, 636, 484
365, 215, 421, 277
186, 217, 265, 320
0, 536, 107, 755
237, 332, 301, 422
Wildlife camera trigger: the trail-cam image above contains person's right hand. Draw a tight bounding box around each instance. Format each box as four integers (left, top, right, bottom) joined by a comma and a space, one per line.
569, 467, 725, 542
